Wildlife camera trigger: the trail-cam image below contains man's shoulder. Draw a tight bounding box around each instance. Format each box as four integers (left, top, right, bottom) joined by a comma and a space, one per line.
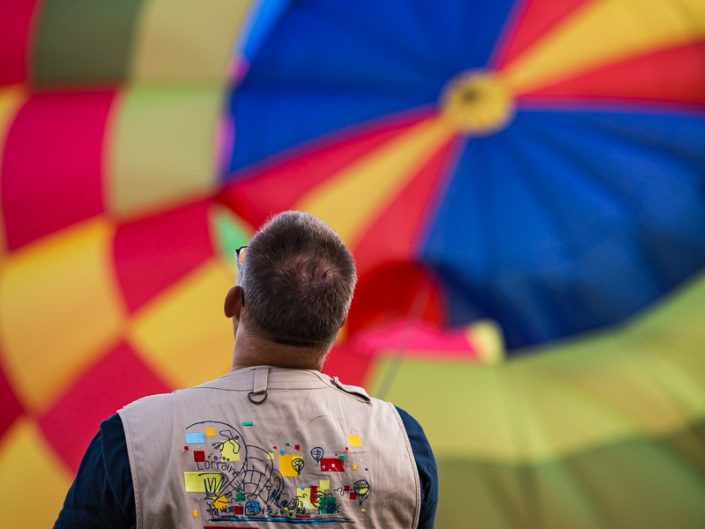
118, 389, 174, 416
118, 372, 232, 416
328, 375, 373, 402
326, 374, 422, 416
394, 405, 423, 429
328, 376, 409, 418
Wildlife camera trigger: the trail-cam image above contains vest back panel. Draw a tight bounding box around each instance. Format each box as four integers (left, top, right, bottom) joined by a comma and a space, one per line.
118, 366, 421, 529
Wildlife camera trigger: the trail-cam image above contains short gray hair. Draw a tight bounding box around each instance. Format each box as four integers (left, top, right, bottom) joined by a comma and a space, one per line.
240, 211, 357, 347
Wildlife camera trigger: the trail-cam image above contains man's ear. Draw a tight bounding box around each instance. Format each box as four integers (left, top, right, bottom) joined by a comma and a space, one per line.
224, 286, 244, 318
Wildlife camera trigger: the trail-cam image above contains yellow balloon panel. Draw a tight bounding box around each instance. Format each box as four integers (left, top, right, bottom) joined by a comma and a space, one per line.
107, 85, 223, 219
506, 345, 685, 461
128, 259, 234, 388
0, 419, 71, 528
0, 219, 125, 412
503, 0, 705, 93
297, 117, 454, 248
370, 359, 522, 459
132, 0, 252, 82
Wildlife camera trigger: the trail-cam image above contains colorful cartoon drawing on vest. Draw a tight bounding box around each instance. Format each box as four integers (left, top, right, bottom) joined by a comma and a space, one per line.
353, 480, 370, 504
310, 446, 324, 463
292, 457, 304, 475
297, 486, 313, 509
215, 432, 241, 461
213, 494, 228, 510
278, 453, 303, 477
245, 499, 262, 515
332, 479, 372, 507
183, 420, 359, 524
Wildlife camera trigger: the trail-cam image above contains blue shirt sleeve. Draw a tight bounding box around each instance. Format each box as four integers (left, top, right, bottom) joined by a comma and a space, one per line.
396, 406, 439, 529
53, 413, 135, 529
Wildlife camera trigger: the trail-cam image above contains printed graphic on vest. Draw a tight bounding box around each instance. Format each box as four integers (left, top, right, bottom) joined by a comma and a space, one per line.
183, 420, 372, 524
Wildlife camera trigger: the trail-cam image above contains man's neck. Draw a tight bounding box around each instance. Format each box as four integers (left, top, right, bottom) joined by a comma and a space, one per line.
232, 327, 327, 371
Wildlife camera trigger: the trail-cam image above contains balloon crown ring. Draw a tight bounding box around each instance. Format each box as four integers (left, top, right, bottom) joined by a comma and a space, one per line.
440, 71, 515, 136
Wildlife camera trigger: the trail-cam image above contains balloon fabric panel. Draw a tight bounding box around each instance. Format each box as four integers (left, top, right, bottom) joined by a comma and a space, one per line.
421, 107, 705, 348
518, 41, 705, 105
226, 0, 517, 171
33, 0, 143, 86
1, 92, 112, 250
0, 0, 39, 85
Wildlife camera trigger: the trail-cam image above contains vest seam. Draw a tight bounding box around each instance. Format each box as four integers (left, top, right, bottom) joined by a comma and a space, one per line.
188, 385, 369, 404
391, 403, 422, 529
189, 385, 330, 392
195, 370, 370, 403
326, 384, 370, 404
118, 408, 145, 529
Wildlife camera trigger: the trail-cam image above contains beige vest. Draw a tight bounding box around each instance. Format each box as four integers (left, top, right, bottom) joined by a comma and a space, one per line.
119, 366, 421, 529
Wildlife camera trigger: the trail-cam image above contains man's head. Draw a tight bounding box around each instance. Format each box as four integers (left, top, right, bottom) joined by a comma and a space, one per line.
225, 211, 357, 363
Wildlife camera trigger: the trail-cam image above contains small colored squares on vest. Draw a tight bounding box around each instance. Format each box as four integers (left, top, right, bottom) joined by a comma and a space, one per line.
267, 452, 275, 460
352, 464, 357, 470
319, 478, 330, 490
193, 450, 205, 462
348, 434, 362, 447
185, 432, 205, 444
320, 458, 345, 472
242, 421, 254, 426
297, 486, 312, 508
205, 427, 216, 436
279, 453, 304, 477
184, 472, 221, 493
235, 492, 246, 502
192, 510, 198, 518
294, 443, 300, 450
319, 496, 337, 514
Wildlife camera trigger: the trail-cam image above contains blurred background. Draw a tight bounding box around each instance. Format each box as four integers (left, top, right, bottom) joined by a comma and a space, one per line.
1, 0, 705, 527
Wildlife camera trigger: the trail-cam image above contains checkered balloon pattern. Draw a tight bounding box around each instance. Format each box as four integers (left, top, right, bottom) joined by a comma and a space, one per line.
0, 2, 256, 526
